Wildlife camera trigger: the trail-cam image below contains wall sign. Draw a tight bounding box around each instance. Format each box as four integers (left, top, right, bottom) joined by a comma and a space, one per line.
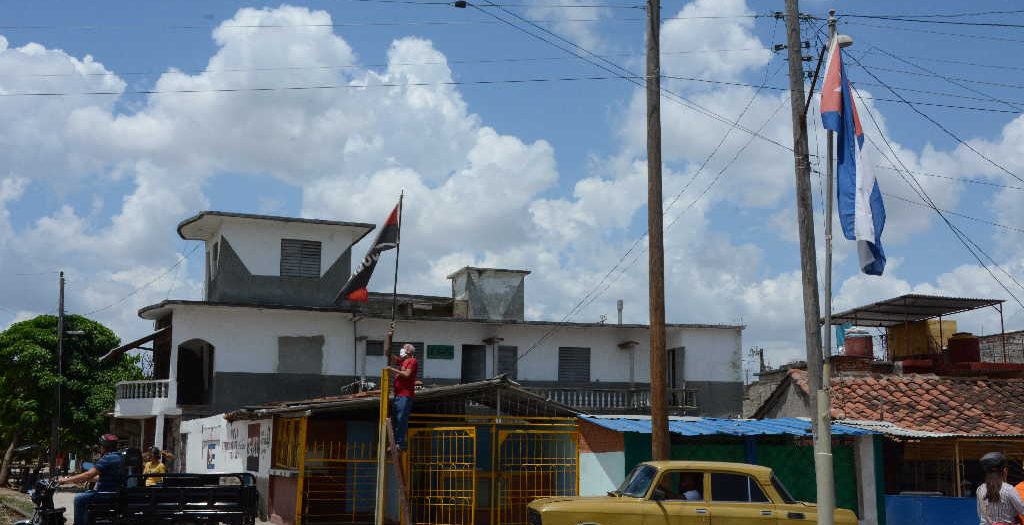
204, 441, 217, 470
427, 344, 454, 359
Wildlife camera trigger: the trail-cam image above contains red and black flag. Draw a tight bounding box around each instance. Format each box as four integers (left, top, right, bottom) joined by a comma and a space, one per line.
335, 201, 401, 303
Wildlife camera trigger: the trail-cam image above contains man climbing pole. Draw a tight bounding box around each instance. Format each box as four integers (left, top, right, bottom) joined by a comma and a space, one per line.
388, 342, 418, 452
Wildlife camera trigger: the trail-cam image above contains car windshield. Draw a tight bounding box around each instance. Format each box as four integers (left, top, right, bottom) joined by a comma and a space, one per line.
772, 475, 796, 504
617, 464, 658, 498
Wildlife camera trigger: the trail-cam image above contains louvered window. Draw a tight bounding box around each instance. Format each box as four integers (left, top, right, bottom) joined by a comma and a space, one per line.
558, 347, 590, 383
280, 239, 321, 278
498, 346, 518, 379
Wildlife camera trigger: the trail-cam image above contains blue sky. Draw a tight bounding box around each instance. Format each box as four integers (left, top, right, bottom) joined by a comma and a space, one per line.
2, 0, 1023, 367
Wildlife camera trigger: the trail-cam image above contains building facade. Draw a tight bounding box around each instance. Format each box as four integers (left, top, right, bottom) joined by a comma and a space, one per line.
108, 211, 745, 451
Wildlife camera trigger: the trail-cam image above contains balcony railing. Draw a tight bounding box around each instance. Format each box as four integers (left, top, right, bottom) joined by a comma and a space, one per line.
533, 387, 697, 413
116, 379, 171, 400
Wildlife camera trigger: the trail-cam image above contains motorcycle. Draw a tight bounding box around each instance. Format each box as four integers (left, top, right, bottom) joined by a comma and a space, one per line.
14, 477, 66, 525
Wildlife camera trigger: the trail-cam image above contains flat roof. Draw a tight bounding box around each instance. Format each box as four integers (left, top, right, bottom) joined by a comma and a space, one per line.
829, 293, 1004, 327
177, 211, 375, 242
581, 415, 873, 437
446, 266, 532, 279
137, 300, 743, 330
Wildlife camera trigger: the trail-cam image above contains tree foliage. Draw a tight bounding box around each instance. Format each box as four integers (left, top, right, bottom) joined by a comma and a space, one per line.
0, 315, 143, 456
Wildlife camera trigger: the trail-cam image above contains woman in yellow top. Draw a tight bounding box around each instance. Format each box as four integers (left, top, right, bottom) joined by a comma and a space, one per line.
143, 447, 167, 486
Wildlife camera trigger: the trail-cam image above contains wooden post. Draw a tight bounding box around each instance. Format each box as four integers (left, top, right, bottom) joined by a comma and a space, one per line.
645, 0, 669, 462
783, 1, 833, 523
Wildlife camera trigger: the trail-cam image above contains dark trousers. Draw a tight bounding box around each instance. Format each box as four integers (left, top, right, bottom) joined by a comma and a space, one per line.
74, 490, 97, 525
393, 395, 413, 449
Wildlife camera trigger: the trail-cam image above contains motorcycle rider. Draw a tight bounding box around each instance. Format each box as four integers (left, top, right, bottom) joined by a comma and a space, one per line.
58, 434, 123, 525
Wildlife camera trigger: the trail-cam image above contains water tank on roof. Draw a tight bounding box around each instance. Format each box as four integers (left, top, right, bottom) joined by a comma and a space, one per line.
844, 328, 873, 358
948, 332, 981, 363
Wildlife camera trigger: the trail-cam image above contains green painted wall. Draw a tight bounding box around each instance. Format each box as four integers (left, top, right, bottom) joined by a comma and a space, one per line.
621, 433, 859, 515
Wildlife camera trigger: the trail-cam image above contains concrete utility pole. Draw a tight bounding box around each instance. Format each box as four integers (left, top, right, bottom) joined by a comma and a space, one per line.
49, 271, 65, 474
782, 2, 834, 524
645, 0, 669, 460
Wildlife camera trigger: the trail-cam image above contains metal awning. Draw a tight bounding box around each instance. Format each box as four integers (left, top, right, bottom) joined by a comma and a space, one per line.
99, 327, 170, 362
829, 294, 1004, 327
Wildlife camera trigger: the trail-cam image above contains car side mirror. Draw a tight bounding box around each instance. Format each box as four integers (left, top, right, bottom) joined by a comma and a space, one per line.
651, 488, 666, 501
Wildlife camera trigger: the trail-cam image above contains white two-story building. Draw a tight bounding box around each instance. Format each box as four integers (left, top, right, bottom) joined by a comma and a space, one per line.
106, 211, 744, 451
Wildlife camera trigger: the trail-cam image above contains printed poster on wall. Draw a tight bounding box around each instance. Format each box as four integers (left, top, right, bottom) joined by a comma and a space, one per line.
246, 423, 260, 472
204, 441, 217, 470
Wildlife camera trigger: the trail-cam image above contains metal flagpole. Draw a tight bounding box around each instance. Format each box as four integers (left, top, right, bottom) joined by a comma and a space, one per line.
375, 191, 404, 525
817, 11, 839, 525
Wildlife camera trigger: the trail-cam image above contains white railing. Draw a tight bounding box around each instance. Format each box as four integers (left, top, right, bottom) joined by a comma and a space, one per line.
116, 379, 171, 400
536, 387, 696, 412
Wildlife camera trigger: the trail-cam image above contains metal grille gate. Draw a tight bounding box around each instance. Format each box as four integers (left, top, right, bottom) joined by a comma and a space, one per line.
408, 427, 477, 525
496, 430, 579, 525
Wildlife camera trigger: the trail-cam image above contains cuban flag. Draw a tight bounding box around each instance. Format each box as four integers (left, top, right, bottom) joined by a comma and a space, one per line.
821, 34, 886, 275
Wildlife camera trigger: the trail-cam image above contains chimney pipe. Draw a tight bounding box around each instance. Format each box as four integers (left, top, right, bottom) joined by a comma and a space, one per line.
617, 299, 624, 325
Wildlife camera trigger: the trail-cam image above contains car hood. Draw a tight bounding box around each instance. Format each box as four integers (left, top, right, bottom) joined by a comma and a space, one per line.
530, 495, 638, 510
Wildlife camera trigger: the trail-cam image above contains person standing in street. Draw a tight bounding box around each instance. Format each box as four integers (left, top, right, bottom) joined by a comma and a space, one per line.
388, 343, 418, 451
976, 452, 1024, 525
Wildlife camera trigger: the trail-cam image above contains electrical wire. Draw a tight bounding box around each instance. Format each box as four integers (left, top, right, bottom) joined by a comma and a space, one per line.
845, 53, 1024, 185
859, 50, 1024, 73
83, 244, 201, 316
842, 14, 1024, 29
842, 21, 1024, 44
873, 166, 1024, 191
515, 26, 787, 361
849, 62, 1024, 91
881, 192, 1024, 234
852, 87, 1024, 310
465, 0, 795, 152
842, 9, 1024, 19
1, 47, 773, 79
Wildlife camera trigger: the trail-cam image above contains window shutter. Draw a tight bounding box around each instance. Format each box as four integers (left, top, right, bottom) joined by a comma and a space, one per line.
558, 347, 590, 382
498, 346, 518, 379
280, 239, 322, 278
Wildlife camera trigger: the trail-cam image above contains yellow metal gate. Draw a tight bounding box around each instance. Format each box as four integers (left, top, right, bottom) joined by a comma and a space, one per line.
496, 430, 579, 525
408, 427, 477, 525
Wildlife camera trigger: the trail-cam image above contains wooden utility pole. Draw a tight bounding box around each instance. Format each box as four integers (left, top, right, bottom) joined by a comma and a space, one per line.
49, 271, 65, 474
645, 0, 669, 461
783, 2, 834, 524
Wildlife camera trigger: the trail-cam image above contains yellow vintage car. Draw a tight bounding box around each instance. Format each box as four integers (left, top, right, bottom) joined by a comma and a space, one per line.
527, 461, 858, 525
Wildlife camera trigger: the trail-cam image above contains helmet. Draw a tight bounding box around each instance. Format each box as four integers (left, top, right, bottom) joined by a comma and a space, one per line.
98, 434, 119, 450
980, 452, 1007, 473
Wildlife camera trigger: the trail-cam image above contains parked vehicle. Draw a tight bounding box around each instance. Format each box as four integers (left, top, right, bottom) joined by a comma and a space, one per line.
15, 477, 67, 525
87, 473, 258, 525
527, 461, 858, 525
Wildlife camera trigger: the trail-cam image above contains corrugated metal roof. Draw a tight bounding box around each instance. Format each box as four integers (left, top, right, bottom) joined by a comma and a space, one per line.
581, 415, 874, 437
829, 293, 1004, 327
837, 420, 1024, 438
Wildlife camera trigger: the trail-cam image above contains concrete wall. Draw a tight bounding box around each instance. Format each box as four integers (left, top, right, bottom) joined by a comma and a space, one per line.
215, 219, 359, 278
979, 331, 1024, 364
757, 381, 810, 419
180, 414, 273, 519
579, 419, 626, 496
167, 304, 744, 415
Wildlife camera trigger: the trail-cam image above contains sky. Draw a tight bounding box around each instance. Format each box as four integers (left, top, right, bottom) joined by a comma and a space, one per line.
2, 0, 1024, 373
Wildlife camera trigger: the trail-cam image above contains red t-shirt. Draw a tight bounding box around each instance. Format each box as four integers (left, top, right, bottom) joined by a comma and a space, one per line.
394, 357, 418, 397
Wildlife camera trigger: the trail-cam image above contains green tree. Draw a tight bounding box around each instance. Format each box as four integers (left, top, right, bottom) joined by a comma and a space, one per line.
0, 315, 143, 485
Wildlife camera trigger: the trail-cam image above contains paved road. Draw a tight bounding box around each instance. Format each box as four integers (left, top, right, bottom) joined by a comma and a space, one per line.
54, 491, 271, 525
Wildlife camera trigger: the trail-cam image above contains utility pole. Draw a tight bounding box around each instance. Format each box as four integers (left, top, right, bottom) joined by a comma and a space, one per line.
645, 0, 668, 460
49, 271, 65, 474
782, 2, 834, 524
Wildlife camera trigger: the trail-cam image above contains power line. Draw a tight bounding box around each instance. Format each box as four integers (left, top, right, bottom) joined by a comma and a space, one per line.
1, 47, 772, 79
845, 53, 1024, 185
0, 14, 778, 32
852, 87, 1024, 310
882, 192, 1024, 234
842, 21, 1024, 44
873, 165, 1024, 191
860, 50, 1024, 73
842, 9, 1024, 19
465, 0, 795, 152
82, 244, 201, 316
842, 14, 1024, 29
849, 62, 1024, 91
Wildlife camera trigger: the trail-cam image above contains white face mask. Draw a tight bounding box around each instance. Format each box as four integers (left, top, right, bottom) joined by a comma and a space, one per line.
399, 348, 408, 358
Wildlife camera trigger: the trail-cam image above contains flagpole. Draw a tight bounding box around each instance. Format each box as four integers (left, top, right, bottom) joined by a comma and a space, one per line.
375, 191, 404, 525
816, 11, 838, 525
